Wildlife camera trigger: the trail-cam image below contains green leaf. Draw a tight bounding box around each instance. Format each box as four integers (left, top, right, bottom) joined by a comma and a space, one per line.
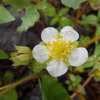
81, 14, 98, 25
59, 17, 74, 27
3, 70, 15, 79
0, 5, 15, 24
76, 75, 82, 83
79, 36, 91, 45
95, 25, 100, 37
3, 0, 32, 13
1, 89, 18, 100
58, 8, 69, 16
61, 0, 86, 9
77, 84, 85, 94
28, 59, 46, 72
65, 80, 70, 84
0, 50, 9, 59
50, 17, 59, 26
69, 74, 76, 82
17, 6, 40, 32
68, 85, 73, 91
94, 44, 100, 56
43, 3, 56, 17
82, 55, 96, 68
75, 65, 84, 72
97, 10, 100, 22
40, 75, 72, 100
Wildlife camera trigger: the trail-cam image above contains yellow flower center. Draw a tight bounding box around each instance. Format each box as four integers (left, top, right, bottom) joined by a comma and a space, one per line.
46, 35, 75, 61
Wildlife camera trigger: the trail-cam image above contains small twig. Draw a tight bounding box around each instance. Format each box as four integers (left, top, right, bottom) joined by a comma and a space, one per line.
70, 75, 93, 99
0, 72, 46, 95
74, 0, 90, 29
79, 0, 90, 17
0, 83, 14, 91
40, 10, 49, 26
67, 74, 86, 100
74, 8, 80, 29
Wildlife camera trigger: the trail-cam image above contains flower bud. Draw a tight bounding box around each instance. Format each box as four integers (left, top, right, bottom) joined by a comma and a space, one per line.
10, 46, 33, 66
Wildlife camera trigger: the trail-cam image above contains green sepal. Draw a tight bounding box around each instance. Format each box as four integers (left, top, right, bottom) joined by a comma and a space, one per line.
71, 41, 80, 48
40, 42, 47, 46
28, 59, 47, 72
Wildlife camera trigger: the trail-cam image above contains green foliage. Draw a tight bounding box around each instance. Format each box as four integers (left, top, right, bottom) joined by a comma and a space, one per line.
0, 5, 15, 24
79, 36, 91, 45
66, 74, 85, 94
0, 89, 18, 100
41, 3, 56, 17
0, 50, 9, 59
94, 44, 100, 56
95, 25, 100, 37
50, 7, 73, 28
58, 8, 69, 16
61, 0, 86, 9
59, 17, 74, 27
3, 70, 15, 79
17, 6, 40, 32
81, 14, 98, 25
3, 0, 32, 13
28, 59, 46, 72
40, 75, 72, 100
50, 17, 59, 26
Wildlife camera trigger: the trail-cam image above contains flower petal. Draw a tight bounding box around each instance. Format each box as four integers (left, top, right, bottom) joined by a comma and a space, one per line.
32, 44, 49, 62
46, 60, 68, 77
68, 47, 88, 66
60, 26, 79, 42
41, 27, 58, 43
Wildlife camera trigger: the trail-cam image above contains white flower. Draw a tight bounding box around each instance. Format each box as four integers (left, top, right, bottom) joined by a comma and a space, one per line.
32, 26, 88, 77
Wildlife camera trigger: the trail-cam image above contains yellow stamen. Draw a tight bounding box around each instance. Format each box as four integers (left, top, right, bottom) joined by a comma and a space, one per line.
61, 58, 64, 61
60, 36, 63, 39
55, 35, 59, 39
45, 37, 76, 61
48, 55, 51, 57
47, 42, 51, 46
46, 47, 49, 49
68, 41, 72, 44
71, 46, 75, 49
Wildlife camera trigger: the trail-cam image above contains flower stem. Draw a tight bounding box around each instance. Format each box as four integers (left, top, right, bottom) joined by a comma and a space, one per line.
0, 72, 46, 95
81, 36, 100, 47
